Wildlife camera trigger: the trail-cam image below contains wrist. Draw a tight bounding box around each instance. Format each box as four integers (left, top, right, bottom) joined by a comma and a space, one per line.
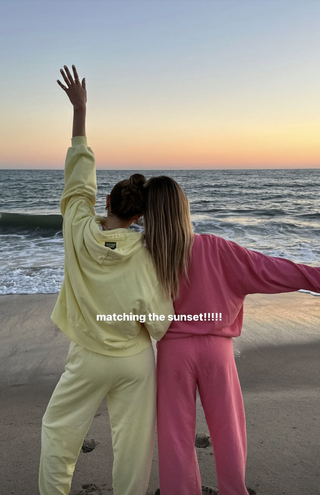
73, 105, 86, 114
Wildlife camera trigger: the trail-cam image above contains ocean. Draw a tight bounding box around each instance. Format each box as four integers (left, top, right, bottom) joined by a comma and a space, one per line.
1, 168, 320, 295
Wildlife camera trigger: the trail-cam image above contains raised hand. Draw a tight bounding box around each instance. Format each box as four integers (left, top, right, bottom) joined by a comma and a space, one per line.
57, 65, 87, 110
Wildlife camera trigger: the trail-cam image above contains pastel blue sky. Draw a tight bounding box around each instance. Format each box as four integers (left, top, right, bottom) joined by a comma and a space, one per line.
0, 1, 319, 168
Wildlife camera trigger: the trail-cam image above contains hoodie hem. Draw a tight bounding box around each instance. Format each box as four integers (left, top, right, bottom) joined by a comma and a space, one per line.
51, 301, 152, 357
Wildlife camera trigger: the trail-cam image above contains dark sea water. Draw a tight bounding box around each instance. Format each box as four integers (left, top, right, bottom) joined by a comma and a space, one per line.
1, 168, 320, 294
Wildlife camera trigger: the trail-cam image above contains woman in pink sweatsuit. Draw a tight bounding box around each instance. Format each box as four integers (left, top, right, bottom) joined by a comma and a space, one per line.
142, 176, 320, 495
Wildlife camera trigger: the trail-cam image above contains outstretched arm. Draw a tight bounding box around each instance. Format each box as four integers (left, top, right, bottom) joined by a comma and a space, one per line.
57, 65, 87, 138
241, 247, 320, 295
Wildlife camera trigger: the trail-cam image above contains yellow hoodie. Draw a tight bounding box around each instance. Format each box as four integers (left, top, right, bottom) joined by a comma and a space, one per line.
51, 136, 174, 357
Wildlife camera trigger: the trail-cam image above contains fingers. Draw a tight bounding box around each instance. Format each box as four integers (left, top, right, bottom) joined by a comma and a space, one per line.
60, 65, 82, 86
72, 65, 80, 83
57, 65, 87, 104
60, 66, 72, 87
57, 79, 67, 91
64, 65, 74, 84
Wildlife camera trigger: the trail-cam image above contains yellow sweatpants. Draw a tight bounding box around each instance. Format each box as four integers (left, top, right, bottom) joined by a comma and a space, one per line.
39, 342, 156, 495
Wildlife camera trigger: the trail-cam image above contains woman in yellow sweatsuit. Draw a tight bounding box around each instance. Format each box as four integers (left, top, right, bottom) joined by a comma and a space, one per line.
39, 65, 174, 495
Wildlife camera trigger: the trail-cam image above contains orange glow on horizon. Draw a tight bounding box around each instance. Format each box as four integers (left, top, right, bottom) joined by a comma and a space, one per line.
0, 121, 319, 169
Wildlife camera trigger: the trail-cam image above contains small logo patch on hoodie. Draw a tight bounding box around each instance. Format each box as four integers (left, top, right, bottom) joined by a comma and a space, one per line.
105, 242, 117, 250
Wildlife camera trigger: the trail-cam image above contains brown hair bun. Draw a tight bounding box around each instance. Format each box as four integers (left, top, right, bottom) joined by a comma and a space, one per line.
110, 173, 146, 220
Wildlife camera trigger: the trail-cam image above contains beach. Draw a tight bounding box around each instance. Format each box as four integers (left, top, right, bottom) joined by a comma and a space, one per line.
1, 292, 320, 495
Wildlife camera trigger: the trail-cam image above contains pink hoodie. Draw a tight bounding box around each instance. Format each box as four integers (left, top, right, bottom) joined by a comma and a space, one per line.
163, 234, 320, 339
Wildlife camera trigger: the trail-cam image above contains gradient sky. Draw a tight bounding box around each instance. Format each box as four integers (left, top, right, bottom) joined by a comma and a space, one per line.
0, 0, 319, 169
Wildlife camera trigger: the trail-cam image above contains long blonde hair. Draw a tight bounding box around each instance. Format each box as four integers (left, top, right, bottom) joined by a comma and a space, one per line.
143, 176, 194, 300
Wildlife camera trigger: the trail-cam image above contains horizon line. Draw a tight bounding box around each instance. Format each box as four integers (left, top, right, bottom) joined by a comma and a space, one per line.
1, 166, 320, 171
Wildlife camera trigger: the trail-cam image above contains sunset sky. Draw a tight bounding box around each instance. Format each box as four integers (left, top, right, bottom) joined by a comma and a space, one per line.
0, 0, 319, 169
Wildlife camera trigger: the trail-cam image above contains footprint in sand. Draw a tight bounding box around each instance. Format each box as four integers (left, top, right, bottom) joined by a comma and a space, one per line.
203, 488, 256, 495
74, 483, 102, 495
155, 487, 255, 494
155, 488, 218, 495
202, 486, 219, 495
81, 438, 100, 453
195, 433, 210, 448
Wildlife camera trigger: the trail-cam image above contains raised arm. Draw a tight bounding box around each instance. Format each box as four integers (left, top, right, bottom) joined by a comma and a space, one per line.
56, 65, 95, 217
57, 65, 87, 137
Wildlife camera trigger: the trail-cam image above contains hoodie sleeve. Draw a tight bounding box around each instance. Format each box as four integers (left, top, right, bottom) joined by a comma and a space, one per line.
144, 283, 175, 341
60, 136, 96, 219
241, 247, 320, 295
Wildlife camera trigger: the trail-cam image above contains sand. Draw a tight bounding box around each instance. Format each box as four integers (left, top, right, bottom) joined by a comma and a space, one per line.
1, 292, 320, 495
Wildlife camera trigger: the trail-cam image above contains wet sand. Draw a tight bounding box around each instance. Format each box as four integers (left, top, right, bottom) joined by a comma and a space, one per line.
0, 292, 319, 494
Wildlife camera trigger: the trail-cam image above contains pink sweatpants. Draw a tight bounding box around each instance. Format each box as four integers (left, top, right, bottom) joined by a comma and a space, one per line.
157, 335, 248, 495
